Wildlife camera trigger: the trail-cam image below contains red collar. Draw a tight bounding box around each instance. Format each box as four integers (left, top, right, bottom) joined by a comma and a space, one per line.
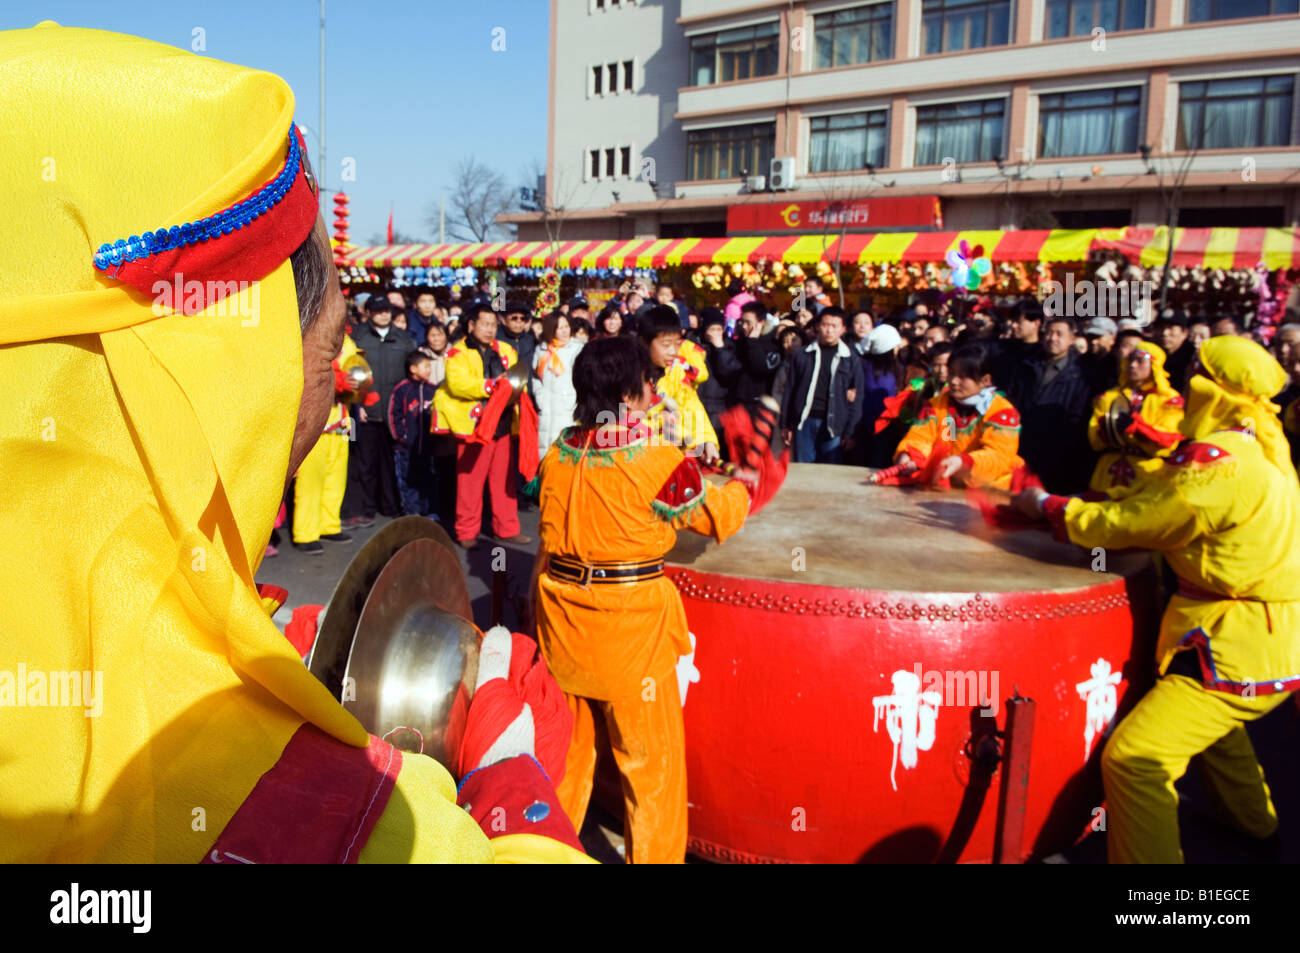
562, 423, 651, 451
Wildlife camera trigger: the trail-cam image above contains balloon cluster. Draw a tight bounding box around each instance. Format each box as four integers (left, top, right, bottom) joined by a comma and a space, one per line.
384, 265, 478, 289
946, 240, 992, 291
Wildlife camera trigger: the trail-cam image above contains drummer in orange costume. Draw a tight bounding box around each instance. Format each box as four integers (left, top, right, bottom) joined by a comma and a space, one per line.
533, 337, 774, 863
871, 343, 1024, 489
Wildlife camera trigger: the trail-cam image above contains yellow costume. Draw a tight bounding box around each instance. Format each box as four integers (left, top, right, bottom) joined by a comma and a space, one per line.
432, 338, 518, 437
0, 22, 574, 864
535, 424, 750, 862
678, 337, 710, 385
1087, 341, 1184, 497
1042, 336, 1300, 863
896, 388, 1024, 489
653, 355, 718, 451
293, 335, 356, 544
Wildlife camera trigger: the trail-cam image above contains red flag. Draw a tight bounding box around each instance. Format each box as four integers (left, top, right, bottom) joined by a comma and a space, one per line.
386, 206, 394, 244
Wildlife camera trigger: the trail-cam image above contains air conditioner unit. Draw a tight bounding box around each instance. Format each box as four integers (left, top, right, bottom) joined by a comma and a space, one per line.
745, 175, 767, 193
770, 157, 797, 191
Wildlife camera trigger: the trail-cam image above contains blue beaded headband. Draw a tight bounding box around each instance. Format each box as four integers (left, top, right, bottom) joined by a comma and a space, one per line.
92, 124, 310, 274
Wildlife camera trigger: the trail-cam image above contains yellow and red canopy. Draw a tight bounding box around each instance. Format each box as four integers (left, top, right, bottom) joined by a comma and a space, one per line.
335, 227, 1300, 271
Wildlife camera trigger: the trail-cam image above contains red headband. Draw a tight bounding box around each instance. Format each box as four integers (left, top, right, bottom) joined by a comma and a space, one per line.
92, 125, 320, 316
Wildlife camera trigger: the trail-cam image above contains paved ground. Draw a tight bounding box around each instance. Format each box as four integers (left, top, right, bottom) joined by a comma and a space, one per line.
257, 504, 1299, 865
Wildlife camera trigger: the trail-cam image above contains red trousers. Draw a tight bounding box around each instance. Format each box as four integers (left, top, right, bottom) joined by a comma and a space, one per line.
455, 434, 520, 542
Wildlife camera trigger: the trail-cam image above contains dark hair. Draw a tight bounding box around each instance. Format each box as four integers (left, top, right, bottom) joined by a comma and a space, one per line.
928, 340, 955, 361
405, 350, 432, 373
290, 222, 332, 333
740, 301, 765, 319
467, 304, 497, 326
656, 282, 675, 295
541, 310, 572, 345
727, 277, 744, 296
1214, 314, 1244, 334
572, 337, 654, 428
637, 304, 684, 344
569, 317, 593, 338
777, 326, 802, 351
948, 343, 994, 381
805, 275, 824, 289
1117, 328, 1144, 345
1046, 315, 1076, 334
504, 300, 531, 319
819, 306, 846, 325
597, 305, 624, 337
1016, 303, 1045, 323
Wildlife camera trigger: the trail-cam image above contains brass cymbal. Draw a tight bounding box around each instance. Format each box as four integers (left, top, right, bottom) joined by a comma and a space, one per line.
342, 538, 479, 768
308, 516, 465, 699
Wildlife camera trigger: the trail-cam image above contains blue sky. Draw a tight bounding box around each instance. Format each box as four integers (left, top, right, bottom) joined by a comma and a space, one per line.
2, 0, 549, 242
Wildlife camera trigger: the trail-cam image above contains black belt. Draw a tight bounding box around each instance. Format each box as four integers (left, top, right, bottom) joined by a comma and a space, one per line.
547, 554, 664, 587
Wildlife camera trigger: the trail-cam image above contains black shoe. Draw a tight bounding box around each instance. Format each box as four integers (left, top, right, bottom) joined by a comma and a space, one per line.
321, 532, 353, 543
297, 541, 324, 555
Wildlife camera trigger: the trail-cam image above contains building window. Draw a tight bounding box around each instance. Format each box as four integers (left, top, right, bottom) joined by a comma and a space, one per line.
588, 145, 635, 181
1187, 0, 1297, 22
590, 150, 601, 179
688, 22, 780, 86
592, 65, 603, 95
922, 0, 1011, 54
1038, 87, 1141, 157
1045, 0, 1147, 37
686, 122, 776, 180
914, 99, 1005, 165
814, 3, 894, 68
620, 146, 632, 176
809, 111, 888, 172
1177, 75, 1294, 150
623, 60, 634, 91
605, 148, 616, 178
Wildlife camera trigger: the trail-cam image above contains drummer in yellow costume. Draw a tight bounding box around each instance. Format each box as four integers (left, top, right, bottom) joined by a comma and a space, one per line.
0, 22, 586, 864
639, 306, 720, 464
1014, 336, 1300, 864
1086, 341, 1184, 498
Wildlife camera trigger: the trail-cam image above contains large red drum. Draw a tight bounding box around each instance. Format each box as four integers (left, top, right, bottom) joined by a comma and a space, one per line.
664, 464, 1160, 863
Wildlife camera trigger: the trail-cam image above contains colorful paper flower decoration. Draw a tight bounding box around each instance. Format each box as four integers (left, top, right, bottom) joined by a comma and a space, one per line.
946, 240, 991, 291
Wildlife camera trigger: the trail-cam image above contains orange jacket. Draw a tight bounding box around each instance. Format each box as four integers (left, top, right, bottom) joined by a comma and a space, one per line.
896, 388, 1024, 490
534, 424, 750, 700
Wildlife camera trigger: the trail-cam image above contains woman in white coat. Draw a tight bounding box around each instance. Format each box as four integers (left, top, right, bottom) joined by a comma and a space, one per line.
534, 311, 585, 458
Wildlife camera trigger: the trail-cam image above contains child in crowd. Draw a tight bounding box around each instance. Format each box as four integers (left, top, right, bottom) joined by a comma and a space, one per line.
388, 350, 439, 518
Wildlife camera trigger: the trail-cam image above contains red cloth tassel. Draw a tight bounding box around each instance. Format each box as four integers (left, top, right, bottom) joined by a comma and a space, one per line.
285, 604, 324, 657
518, 392, 540, 481
455, 633, 573, 786
468, 381, 512, 445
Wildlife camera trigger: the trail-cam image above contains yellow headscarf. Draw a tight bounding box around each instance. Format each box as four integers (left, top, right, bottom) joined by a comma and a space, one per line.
1120, 340, 1178, 400
1180, 335, 1295, 481
0, 23, 366, 861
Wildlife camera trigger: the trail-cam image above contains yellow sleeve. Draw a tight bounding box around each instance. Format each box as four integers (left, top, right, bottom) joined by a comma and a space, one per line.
445, 349, 490, 400
676, 382, 719, 449
1087, 392, 1112, 453
968, 422, 1020, 486
897, 404, 940, 464
1063, 476, 1202, 552
1132, 396, 1185, 457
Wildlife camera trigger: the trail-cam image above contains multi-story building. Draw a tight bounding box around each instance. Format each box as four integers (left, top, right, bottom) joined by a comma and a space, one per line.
503, 0, 1300, 241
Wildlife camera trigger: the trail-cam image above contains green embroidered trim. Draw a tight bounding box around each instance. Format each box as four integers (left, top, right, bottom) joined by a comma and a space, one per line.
983, 420, 1021, 433
555, 427, 648, 467
652, 489, 707, 522
521, 474, 540, 500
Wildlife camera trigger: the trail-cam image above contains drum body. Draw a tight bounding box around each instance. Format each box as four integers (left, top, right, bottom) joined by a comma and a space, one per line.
665, 464, 1159, 863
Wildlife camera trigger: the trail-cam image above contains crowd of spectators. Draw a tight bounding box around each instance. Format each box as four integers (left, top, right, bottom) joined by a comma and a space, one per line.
272, 272, 1300, 554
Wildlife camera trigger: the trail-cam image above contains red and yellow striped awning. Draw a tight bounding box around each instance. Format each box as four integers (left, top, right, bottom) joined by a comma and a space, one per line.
334, 228, 1300, 271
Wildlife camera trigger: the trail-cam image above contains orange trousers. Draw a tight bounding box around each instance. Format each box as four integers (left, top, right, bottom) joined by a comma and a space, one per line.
555, 673, 687, 864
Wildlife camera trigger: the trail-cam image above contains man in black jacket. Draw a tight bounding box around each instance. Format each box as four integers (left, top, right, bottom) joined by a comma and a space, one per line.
497, 301, 538, 384
780, 307, 864, 464
1156, 312, 1196, 392
733, 301, 782, 404
1009, 316, 1096, 494
697, 310, 741, 454
344, 296, 415, 521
